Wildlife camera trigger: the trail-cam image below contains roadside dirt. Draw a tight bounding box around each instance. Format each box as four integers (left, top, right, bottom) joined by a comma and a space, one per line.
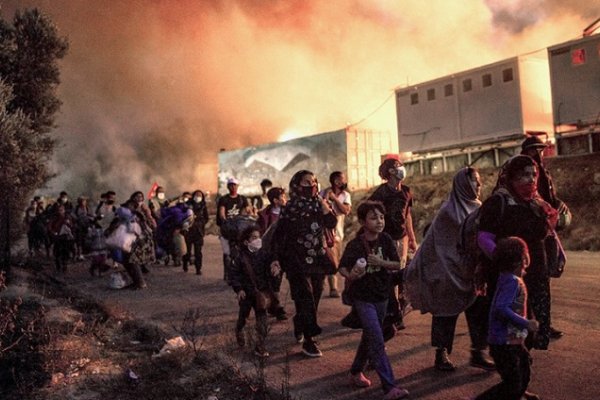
4, 236, 600, 400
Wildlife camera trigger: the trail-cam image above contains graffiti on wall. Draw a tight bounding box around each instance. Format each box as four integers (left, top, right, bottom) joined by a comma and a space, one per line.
218, 129, 348, 196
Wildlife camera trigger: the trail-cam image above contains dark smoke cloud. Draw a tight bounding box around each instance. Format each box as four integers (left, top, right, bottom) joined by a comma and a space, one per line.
485, 0, 600, 34
0, 0, 593, 200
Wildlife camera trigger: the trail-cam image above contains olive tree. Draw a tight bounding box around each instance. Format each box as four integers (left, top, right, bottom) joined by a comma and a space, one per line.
0, 9, 68, 271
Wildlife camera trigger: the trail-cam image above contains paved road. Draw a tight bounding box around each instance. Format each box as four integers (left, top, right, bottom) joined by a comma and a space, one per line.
63, 236, 600, 400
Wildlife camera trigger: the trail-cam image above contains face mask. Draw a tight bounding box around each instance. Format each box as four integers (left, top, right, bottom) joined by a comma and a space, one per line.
300, 185, 317, 198
395, 166, 406, 181
247, 238, 262, 252
339, 183, 348, 191
157, 193, 165, 200
60, 196, 68, 202
182, 197, 189, 203
513, 181, 537, 201
193, 196, 202, 203
106, 200, 114, 205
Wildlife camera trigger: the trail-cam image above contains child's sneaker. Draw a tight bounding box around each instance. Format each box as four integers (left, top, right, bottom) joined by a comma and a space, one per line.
350, 372, 371, 388
382, 386, 409, 400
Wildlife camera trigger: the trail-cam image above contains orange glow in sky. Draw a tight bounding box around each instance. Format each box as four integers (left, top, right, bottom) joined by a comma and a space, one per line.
0, 0, 592, 194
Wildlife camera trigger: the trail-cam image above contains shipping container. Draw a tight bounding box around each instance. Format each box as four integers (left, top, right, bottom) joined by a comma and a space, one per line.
395, 53, 553, 155
217, 128, 398, 196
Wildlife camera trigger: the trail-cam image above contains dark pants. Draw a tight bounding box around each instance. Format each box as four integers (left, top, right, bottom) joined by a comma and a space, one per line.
431, 295, 489, 353
236, 292, 268, 348
53, 237, 73, 272
524, 272, 551, 350
123, 253, 146, 288
183, 235, 204, 271
475, 344, 531, 400
287, 273, 325, 339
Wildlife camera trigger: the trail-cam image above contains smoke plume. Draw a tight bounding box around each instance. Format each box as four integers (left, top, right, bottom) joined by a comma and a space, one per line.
0, 0, 593, 199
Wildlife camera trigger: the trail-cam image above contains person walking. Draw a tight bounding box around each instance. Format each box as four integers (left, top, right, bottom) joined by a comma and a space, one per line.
339, 201, 409, 400
183, 190, 209, 275
270, 170, 337, 357
369, 158, 418, 330
321, 171, 352, 298
478, 155, 558, 350
47, 204, 75, 273
230, 225, 280, 358
404, 167, 495, 371
472, 237, 540, 400
217, 178, 249, 281
520, 135, 570, 339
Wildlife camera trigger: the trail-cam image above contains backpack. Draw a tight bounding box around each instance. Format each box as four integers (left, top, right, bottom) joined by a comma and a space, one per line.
457, 192, 507, 273
220, 215, 258, 243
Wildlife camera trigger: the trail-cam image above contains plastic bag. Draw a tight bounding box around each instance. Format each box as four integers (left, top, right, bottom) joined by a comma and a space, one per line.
109, 271, 127, 289
106, 223, 139, 253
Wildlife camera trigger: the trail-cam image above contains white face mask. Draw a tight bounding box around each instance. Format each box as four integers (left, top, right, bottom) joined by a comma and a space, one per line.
395, 166, 406, 181
247, 238, 262, 252
157, 192, 165, 200
182, 197, 189, 203
193, 196, 202, 203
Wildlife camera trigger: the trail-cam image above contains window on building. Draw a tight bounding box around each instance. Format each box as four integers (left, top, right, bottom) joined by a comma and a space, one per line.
482, 73, 492, 87
502, 68, 513, 82
427, 88, 435, 101
462, 78, 472, 92
444, 84, 453, 97
410, 93, 419, 105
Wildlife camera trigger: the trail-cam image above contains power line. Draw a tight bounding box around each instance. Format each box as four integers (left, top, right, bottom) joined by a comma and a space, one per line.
346, 90, 395, 128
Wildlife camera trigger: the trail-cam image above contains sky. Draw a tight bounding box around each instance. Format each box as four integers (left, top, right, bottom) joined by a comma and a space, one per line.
0, 0, 597, 197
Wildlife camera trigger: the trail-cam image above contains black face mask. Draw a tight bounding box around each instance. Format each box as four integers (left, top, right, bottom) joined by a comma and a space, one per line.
339, 183, 348, 191
300, 185, 317, 198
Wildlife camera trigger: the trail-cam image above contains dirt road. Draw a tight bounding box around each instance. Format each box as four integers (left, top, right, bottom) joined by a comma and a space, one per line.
62, 235, 600, 400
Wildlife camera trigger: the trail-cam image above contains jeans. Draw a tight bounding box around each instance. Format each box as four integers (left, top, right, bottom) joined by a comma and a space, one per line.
351, 299, 396, 393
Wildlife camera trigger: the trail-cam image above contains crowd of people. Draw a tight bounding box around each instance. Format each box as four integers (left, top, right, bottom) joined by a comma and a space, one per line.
22, 135, 569, 400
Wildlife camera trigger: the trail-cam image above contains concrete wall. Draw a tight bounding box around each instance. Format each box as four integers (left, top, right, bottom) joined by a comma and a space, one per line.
217, 130, 348, 196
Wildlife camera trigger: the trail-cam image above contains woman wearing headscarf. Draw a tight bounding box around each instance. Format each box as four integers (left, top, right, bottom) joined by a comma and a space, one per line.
271, 170, 337, 358
478, 155, 558, 350
404, 167, 495, 371
127, 192, 157, 279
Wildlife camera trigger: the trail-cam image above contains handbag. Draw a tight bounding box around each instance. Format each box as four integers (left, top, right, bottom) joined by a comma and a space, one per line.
546, 231, 566, 278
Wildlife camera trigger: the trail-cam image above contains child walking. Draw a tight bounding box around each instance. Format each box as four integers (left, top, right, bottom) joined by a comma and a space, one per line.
339, 201, 409, 400
474, 237, 540, 400
230, 225, 280, 358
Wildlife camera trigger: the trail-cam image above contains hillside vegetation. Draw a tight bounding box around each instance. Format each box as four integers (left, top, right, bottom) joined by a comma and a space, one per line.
348, 152, 600, 251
